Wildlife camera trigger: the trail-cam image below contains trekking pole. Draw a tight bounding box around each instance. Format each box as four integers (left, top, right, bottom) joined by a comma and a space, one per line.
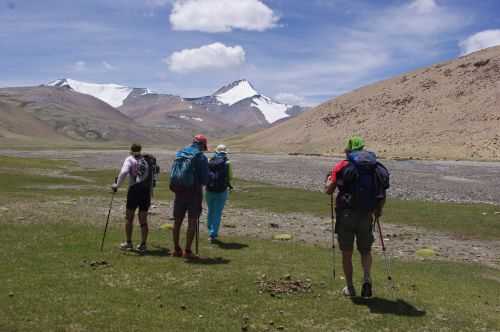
375, 217, 396, 292
195, 216, 200, 255
330, 194, 336, 280
100, 177, 117, 252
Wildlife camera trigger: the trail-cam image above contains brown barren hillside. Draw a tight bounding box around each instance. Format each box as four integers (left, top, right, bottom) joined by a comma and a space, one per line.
231, 46, 500, 160
0, 86, 192, 146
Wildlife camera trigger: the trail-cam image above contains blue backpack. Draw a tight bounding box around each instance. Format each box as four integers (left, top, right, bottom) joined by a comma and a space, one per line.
344, 150, 389, 211
169, 146, 200, 193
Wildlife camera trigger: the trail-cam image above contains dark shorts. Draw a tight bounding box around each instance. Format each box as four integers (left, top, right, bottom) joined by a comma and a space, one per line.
173, 190, 203, 220
126, 184, 151, 212
335, 209, 374, 254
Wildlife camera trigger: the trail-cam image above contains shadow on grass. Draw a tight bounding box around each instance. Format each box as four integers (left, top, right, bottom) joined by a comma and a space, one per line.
124, 246, 171, 257
184, 256, 231, 265
351, 297, 426, 317
213, 239, 249, 250
142, 247, 171, 257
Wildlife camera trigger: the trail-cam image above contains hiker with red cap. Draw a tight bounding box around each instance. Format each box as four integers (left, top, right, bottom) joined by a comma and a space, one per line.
324, 136, 390, 298
169, 134, 209, 258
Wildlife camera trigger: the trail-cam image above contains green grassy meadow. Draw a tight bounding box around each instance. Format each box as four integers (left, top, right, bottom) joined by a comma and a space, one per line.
1, 155, 500, 331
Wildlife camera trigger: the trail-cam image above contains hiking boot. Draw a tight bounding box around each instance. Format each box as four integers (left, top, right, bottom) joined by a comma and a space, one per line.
342, 285, 356, 297
136, 243, 147, 253
119, 242, 133, 251
172, 247, 183, 257
361, 282, 372, 298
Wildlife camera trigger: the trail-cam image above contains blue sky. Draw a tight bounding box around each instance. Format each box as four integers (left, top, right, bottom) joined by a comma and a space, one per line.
1, 0, 500, 105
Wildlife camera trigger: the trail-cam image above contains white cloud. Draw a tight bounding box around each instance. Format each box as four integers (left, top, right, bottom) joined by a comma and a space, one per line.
165, 42, 246, 73
102, 61, 117, 71
409, 0, 438, 14
274, 93, 305, 106
72, 61, 87, 72
248, 0, 468, 106
460, 30, 500, 55
374, 0, 463, 36
169, 0, 279, 32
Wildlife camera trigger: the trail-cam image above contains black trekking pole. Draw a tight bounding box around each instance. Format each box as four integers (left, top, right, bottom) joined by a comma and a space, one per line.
100, 177, 117, 252
375, 217, 396, 292
330, 194, 336, 280
195, 216, 200, 255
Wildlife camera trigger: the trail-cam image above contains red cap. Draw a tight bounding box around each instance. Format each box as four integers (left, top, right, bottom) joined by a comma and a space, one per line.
193, 134, 208, 151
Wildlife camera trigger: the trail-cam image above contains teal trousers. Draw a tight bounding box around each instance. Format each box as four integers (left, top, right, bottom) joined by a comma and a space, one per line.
205, 190, 228, 239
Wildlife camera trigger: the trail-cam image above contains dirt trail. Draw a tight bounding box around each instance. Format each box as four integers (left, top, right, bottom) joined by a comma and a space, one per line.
2, 198, 499, 269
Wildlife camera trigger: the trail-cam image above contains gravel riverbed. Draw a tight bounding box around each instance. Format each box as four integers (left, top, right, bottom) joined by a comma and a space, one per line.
2, 149, 500, 204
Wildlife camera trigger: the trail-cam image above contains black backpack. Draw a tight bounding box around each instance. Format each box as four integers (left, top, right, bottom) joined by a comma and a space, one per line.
207, 156, 228, 193
340, 150, 390, 211
141, 154, 160, 191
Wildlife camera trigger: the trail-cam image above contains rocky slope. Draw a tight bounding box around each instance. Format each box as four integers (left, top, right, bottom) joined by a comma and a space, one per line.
0, 86, 190, 145
231, 46, 500, 160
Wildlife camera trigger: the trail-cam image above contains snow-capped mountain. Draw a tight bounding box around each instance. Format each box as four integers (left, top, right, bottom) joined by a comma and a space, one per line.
45, 78, 306, 135
189, 79, 303, 124
48, 78, 151, 108
250, 95, 292, 123
214, 80, 259, 106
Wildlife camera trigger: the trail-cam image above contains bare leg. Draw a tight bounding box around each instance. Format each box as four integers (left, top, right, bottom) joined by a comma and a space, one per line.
361, 252, 372, 282
138, 211, 148, 245
125, 209, 135, 243
185, 217, 197, 252
173, 217, 183, 250
342, 250, 354, 287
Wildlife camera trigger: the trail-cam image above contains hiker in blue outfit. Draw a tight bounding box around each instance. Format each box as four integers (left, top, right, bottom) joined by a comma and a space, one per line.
325, 136, 390, 298
206, 144, 233, 243
169, 134, 209, 259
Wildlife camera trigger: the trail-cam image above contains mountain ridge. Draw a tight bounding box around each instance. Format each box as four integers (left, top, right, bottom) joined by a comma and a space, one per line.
46, 78, 306, 127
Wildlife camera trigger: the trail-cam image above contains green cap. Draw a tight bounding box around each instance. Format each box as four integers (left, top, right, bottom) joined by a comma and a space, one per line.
346, 136, 365, 151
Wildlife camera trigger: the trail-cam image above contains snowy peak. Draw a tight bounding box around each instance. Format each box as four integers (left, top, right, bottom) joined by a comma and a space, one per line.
251, 95, 292, 124
207, 79, 303, 123
213, 79, 259, 106
47, 78, 146, 108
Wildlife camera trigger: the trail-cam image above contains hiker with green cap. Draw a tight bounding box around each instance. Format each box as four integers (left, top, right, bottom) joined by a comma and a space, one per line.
324, 136, 390, 298
346, 136, 365, 152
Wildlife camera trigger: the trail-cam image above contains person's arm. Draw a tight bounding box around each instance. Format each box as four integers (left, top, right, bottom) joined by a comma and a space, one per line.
374, 197, 386, 218
112, 157, 131, 191
324, 172, 336, 195
198, 154, 209, 186
324, 160, 349, 195
227, 161, 233, 190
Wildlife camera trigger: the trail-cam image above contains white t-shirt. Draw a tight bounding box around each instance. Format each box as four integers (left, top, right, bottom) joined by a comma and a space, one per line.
116, 155, 149, 188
